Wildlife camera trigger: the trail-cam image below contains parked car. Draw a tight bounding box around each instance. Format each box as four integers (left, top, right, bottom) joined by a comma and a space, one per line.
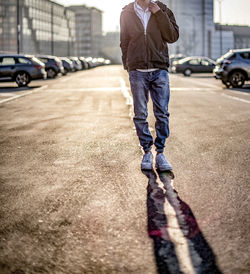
0, 54, 46, 87
172, 56, 216, 76
85, 57, 95, 69
37, 55, 64, 78
69, 57, 82, 71
213, 48, 250, 88
78, 57, 89, 70
169, 54, 186, 72
59, 57, 74, 74
104, 59, 111, 65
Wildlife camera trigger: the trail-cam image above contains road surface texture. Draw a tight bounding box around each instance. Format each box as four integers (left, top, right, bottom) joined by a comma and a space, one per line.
0, 66, 249, 274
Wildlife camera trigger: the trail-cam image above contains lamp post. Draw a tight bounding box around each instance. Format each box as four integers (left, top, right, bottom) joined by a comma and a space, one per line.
217, 0, 224, 55
16, 0, 20, 54
51, 3, 54, 55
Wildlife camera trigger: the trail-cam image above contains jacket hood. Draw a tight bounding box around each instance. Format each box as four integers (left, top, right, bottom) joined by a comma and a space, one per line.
121, 2, 134, 13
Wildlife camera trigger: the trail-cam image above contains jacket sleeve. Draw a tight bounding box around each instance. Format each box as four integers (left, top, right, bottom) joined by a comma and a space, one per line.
120, 12, 129, 70
154, 6, 179, 43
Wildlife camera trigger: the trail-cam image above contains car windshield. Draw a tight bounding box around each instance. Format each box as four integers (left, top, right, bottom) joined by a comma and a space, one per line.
54, 57, 61, 62
216, 51, 233, 63
32, 57, 45, 66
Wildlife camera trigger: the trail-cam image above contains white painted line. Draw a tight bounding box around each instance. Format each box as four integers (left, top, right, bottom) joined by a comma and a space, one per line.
149, 155, 199, 274
181, 77, 220, 89
119, 77, 134, 120
45, 87, 122, 92
221, 93, 250, 104
154, 169, 203, 274
171, 87, 216, 91
0, 93, 16, 97
0, 85, 48, 105
119, 77, 133, 106
163, 193, 196, 274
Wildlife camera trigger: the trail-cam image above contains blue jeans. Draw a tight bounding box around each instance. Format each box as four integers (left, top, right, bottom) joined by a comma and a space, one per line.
129, 70, 170, 153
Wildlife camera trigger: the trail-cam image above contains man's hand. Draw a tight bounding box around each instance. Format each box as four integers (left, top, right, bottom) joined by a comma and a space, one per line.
148, 2, 160, 14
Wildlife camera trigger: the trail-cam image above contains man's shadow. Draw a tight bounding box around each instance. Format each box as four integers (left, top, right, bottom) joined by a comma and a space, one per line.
142, 169, 221, 274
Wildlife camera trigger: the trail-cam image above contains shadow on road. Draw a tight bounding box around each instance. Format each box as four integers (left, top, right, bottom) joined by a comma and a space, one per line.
227, 84, 250, 93
0, 86, 42, 92
142, 169, 221, 274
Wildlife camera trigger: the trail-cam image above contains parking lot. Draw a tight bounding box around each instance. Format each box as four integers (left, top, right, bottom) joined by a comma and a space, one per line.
0, 66, 250, 273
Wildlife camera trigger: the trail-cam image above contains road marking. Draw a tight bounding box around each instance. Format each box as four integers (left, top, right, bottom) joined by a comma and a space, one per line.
0, 93, 16, 97
221, 93, 250, 104
119, 77, 133, 119
46, 86, 216, 93
150, 150, 198, 274
177, 76, 220, 89
0, 85, 48, 105
163, 190, 197, 274
45, 87, 123, 92
171, 87, 216, 91
119, 78, 133, 106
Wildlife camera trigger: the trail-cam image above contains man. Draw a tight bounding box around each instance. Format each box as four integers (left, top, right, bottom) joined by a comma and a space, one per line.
120, 0, 179, 170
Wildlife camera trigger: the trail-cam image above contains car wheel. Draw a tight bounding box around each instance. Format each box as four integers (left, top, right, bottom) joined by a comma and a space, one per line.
184, 69, 192, 77
229, 71, 245, 88
222, 79, 231, 88
47, 68, 56, 78
62, 69, 68, 76
15, 72, 30, 87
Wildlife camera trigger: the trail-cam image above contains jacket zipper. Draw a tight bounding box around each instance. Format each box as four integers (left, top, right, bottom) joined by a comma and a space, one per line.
144, 31, 148, 69
144, 15, 152, 69
133, 9, 150, 69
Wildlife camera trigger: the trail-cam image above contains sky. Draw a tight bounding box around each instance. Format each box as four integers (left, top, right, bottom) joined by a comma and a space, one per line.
55, 0, 250, 32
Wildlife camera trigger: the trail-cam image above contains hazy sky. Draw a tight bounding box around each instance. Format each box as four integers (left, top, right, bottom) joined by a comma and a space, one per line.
55, 0, 250, 32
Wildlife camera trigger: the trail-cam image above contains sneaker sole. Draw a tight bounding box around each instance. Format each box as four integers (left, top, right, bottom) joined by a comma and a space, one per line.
155, 164, 173, 171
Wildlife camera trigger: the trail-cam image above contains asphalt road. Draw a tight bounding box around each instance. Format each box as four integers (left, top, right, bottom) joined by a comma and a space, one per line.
0, 66, 249, 274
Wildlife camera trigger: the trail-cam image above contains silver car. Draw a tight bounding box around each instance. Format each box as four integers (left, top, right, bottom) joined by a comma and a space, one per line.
213, 49, 250, 88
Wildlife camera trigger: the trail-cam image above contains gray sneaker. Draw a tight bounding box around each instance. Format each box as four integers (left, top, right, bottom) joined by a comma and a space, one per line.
155, 153, 173, 171
141, 152, 153, 170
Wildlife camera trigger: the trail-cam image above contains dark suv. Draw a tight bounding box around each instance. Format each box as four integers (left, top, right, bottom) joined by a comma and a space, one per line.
37, 55, 64, 78
214, 49, 250, 87
0, 54, 46, 87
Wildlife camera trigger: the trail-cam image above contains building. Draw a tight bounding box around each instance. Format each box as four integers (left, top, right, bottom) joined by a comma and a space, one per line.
69, 5, 102, 57
101, 32, 121, 64
0, 0, 76, 56
162, 0, 235, 59
215, 24, 250, 49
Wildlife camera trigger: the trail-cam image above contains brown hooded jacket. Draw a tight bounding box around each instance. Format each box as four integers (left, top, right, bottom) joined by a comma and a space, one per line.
120, 1, 179, 71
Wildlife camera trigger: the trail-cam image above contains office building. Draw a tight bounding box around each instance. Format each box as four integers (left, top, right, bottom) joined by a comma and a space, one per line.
101, 31, 121, 64
69, 5, 102, 57
215, 24, 250, 49
0, 0, 76, 56
163, 0, 235, 59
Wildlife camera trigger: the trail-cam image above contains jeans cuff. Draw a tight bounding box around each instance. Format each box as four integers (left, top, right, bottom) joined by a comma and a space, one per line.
144, 147, 152, 153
